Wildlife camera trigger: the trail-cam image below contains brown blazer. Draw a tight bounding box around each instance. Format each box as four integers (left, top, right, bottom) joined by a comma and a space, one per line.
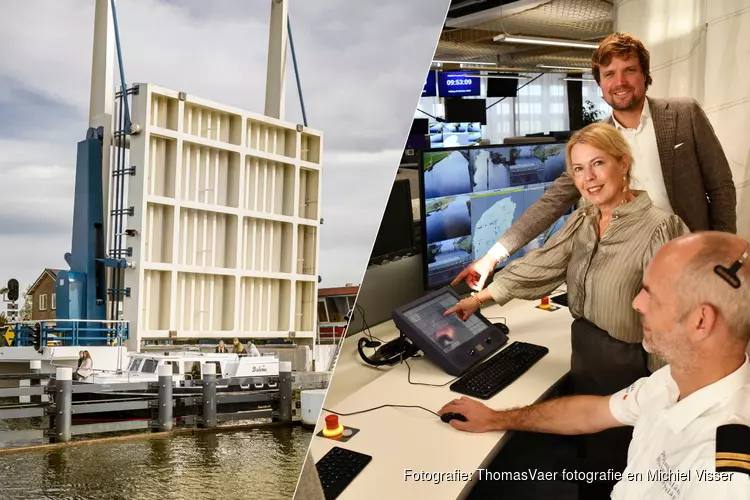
497, 96, 737, 256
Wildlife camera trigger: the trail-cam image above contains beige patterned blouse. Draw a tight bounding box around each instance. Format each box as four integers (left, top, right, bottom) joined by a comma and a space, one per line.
487, 190, 688, 372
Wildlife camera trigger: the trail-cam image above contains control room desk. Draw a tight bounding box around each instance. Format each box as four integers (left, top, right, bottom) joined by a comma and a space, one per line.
309, 298, 575, 499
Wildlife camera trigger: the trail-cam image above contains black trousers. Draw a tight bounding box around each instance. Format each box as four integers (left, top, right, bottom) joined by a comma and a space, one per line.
465, 378, 632, 500
467, 319, 650, 500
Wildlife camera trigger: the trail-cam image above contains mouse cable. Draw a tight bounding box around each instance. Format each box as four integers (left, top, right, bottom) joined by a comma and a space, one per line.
323, 404, 438, 417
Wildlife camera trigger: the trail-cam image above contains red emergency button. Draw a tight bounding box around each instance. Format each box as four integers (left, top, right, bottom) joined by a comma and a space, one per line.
322, 414, 344, 437
539, 297, 551, 310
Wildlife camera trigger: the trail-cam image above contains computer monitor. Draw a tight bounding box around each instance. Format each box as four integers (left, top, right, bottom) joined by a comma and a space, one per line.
392, 287, 509, 376
443, 98, 487, 124
418, 140, 574, 290
422, 70, 437, 97
369, 179, 416, 264
486, 75, 519, 98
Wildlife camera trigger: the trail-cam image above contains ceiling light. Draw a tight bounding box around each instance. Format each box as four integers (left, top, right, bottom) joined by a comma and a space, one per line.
537, 64, 590, 71
448, 0, 486, 11
562, 77, 597, 82
432, 60, 497, 66
455, 73, 530, 80
494, 34, 600, 50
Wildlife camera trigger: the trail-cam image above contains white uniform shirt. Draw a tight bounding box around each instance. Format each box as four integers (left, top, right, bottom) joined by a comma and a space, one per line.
609, 356, 750, 499
611, 99, 674, 215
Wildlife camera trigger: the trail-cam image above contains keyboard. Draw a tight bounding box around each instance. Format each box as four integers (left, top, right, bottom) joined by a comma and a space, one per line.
315, 446, 372, 499
450, 341, 549, 400
551, 292, 569, 307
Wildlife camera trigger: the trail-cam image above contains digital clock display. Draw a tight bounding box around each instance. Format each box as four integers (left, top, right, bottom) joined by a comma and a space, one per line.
438, 71, 480, 97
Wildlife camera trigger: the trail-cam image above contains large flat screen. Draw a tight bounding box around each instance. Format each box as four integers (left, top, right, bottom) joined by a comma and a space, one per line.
370, 179, 415, 263
423, 70, 437, 97
419, 141, 574, 290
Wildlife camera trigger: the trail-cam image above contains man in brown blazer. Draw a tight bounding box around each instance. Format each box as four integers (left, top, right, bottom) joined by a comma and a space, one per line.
453, 32, 737, 292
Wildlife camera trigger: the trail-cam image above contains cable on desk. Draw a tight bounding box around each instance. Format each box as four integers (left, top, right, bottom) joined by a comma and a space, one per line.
323, 404, 439, 417
403, 358, 458, 387
484, 316, 507, 324
356, 303, 383, 344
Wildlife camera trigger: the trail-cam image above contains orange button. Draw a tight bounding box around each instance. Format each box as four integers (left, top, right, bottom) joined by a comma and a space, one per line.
322, 414, 344, 437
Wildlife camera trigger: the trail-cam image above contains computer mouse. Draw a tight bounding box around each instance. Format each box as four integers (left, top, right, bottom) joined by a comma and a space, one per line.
440, 412, 468, 423
493, 322, 510, 335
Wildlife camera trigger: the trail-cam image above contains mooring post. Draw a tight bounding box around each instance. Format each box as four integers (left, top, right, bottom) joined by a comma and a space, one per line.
54, 367, 72, 443
157, 364, 173, 432
279, 361, 292, 424
201, 363, 217, 429
30, 360, 42, 404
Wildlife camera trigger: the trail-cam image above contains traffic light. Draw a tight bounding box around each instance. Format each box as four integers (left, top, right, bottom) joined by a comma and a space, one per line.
29, 323, 41, 352
7, 279, 18, 302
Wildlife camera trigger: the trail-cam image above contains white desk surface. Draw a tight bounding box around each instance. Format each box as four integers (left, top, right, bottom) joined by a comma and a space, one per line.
310, 297, 574, 500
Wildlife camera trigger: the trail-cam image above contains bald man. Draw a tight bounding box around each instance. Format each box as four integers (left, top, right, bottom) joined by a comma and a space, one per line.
439, 231, 750, 499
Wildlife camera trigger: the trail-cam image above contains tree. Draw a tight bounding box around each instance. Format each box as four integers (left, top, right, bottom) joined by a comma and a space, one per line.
0, 313, 7, 327
20, 285, 32, 321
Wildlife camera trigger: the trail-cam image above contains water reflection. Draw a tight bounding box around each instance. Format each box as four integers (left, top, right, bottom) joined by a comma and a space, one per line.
0, 427, 311, 500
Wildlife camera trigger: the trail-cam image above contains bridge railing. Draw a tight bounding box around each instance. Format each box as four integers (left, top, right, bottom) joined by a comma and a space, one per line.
6, 319, 130, 347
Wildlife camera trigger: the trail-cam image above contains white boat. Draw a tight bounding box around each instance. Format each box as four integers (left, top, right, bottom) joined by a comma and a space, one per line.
82, 350, 281, 389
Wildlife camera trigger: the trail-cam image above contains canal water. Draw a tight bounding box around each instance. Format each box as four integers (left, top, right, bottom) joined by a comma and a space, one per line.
0, 425, 311, 500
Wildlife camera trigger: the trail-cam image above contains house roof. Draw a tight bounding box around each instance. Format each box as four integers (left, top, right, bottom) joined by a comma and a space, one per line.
27, 269, 62, 295
318, 286, 359, 297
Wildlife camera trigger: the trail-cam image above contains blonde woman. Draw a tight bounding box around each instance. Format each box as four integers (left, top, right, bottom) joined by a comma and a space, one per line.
442, 123, 688, 491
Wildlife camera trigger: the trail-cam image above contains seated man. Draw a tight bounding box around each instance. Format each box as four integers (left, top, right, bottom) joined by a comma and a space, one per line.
439, 232, 750, 498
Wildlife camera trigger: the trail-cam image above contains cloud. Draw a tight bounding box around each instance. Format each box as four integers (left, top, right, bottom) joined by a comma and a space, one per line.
0, 0, 448, 292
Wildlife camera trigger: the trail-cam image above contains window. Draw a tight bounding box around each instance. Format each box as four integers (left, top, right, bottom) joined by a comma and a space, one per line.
142, 359, 157, 373
318, 299, 329, 323
164, 361, 180, 374
208, 361, 222, 376
327, 296, 349, 322
51, 293, 56, 310
186, 361, 201, 379
39, 294, 47, 311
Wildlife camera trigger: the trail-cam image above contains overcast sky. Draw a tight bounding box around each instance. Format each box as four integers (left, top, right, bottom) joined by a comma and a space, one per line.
0, 0, 449, 294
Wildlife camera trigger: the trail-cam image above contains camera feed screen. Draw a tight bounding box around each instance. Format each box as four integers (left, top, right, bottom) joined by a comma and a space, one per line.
422, 143, 573, 289
404, 292, 489, 353
429, 122, 483, 148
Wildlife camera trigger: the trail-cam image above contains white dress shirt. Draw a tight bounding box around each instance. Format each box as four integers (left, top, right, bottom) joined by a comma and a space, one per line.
608, 356, 750, 499
612, 99, 674, 215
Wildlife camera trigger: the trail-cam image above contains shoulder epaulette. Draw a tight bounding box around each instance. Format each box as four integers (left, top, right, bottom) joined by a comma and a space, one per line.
716, 424, 750, 475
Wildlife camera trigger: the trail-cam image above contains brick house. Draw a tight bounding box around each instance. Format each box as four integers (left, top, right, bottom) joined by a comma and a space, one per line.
28, 269, 59, 321
317, 285, 359, 343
